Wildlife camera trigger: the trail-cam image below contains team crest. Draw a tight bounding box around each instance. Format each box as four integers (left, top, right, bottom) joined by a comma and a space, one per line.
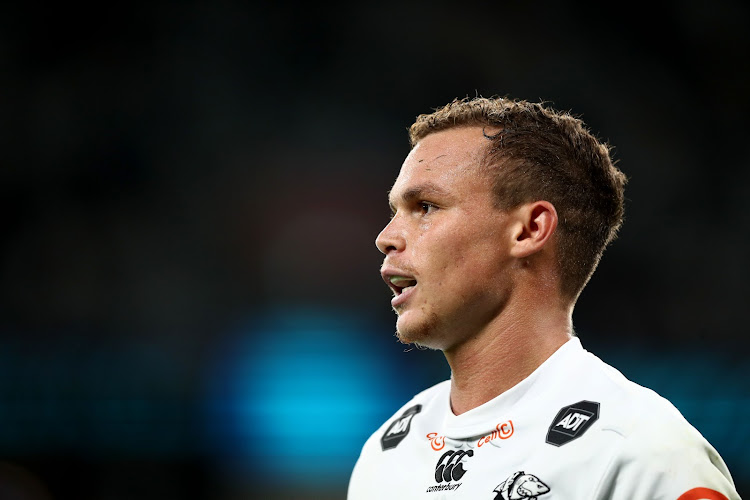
493, 471, 550, 500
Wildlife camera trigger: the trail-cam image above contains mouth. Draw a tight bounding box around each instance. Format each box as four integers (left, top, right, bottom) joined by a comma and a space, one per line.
381, 270, 418, 308
387, 275, 418, 296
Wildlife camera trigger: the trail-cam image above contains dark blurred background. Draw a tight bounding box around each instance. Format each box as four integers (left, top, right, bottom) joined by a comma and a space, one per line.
1, 1, 749, 499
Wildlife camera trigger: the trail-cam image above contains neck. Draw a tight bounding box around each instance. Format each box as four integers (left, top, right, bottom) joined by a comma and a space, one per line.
444, 299, 573, 416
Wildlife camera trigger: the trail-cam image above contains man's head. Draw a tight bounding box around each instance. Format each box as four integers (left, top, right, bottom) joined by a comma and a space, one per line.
410, 97, 626, 302
376, 96, 626, 348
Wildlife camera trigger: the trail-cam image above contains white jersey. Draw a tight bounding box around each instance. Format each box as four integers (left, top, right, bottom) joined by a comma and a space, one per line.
348, 337, 740, 500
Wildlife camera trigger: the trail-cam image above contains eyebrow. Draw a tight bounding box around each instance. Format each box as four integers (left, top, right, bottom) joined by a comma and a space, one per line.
388, 183, 452, 211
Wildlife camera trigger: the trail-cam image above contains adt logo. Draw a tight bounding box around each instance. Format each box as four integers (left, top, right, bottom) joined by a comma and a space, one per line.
556, 412, 591, 431
546, 400, 599, 446
434, 450, 474, 483
381, 405, 422, 450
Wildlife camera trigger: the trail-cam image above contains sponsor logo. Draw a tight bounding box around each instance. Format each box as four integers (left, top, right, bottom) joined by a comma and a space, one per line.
426, 432, 446, 450
493, 471, 550, 500
381, 404, 422, 451
477, 420, 514, 448
546, 400, 599, 446
677, 488, 729, 500
426, 450, 473, 493
435, 450, 473, 482
426, 420, 514, 452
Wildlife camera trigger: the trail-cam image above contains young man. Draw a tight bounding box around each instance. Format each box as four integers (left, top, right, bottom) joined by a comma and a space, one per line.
348, 97, 740, 499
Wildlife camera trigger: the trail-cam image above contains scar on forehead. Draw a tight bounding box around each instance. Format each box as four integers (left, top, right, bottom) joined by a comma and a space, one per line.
418, 154, 448, 164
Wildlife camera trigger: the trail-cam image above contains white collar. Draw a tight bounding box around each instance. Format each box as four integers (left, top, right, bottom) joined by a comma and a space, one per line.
441, 336, 585, 439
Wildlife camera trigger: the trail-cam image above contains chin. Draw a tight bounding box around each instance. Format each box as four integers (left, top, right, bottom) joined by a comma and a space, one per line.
395, 311, 444, 350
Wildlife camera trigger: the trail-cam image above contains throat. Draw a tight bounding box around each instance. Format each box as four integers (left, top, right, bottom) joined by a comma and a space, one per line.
445, 324, 571, 415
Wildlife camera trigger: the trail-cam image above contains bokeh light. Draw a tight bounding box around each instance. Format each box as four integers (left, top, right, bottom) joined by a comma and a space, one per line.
202, 307, 413, 485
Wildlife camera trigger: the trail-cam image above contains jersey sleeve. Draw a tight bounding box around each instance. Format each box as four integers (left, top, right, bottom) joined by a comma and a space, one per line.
348, 431, 379, 500
593, 419, 741, 500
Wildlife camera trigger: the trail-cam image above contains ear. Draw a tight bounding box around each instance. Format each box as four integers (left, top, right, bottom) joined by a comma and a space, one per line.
509, 201, 558, 259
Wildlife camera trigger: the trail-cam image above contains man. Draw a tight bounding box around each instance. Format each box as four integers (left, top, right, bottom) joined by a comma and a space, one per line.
348, 97, 740, 499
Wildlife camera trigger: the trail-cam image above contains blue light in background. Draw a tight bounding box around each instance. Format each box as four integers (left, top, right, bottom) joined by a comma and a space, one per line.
202, 307, 409, 485
200, 315, 750, 489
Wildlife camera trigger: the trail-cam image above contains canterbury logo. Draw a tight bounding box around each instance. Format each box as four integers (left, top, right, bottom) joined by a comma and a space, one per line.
434, 450, 473, 483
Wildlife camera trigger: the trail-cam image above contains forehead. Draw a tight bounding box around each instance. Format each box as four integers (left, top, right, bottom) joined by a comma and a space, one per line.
389, 126, 492, 203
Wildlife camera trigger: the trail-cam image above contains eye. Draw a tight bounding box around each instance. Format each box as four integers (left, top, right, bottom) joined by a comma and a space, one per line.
419, 201, 437, 214
388, 205, 396, 219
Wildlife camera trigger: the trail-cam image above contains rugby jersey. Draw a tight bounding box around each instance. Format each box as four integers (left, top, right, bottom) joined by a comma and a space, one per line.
348, 337, 739, 499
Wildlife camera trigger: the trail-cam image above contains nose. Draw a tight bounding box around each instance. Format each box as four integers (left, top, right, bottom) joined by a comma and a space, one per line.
375, 217, 404, 255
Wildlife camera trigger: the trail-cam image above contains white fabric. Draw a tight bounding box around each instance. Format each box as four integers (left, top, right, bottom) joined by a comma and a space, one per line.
348, 337, 740, 499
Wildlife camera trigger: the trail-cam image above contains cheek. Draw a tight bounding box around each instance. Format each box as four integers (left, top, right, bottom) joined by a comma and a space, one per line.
461, 233, 508, 273
412, 222, 505, 275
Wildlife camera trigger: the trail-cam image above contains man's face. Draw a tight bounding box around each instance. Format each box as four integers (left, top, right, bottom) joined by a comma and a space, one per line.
376, 126, 516, 350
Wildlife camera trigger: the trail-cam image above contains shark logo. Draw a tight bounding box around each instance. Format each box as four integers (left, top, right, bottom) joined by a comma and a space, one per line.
493, 471, 550, 500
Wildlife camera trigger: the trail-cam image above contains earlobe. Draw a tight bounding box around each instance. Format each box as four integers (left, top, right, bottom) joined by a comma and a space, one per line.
509, 201, 558, 259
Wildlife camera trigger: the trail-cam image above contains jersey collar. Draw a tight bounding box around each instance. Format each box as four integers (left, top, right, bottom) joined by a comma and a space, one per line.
441, 336, 585, 439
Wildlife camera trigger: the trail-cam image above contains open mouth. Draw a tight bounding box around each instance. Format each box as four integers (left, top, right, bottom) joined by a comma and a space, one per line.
388, 275, 418, 296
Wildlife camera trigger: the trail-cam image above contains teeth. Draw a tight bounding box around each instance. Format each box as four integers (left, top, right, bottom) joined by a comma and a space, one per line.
390, 276, 417, 288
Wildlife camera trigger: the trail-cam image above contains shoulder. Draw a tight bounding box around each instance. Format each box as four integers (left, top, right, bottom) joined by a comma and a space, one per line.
358, 379, 450, 452
348, 380, 450, 497
540, 345, 705, 456
394, 378, 451, 413
376, 379, 450, 434
553, 342, 725, 457
570, 345, 694, 437
570, 349, 739, 498
594, 411, 738, 499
